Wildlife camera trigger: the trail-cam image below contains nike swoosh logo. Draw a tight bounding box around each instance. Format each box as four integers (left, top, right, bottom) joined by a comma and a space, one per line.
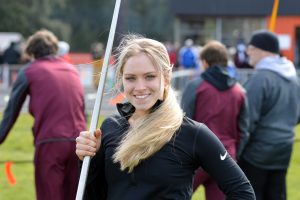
220, 151, 227, 160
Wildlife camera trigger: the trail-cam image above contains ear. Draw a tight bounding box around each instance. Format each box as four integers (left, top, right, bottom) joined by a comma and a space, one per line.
164, 75, 171, 90
201, 59, 209, 70
160, 75, 170, 100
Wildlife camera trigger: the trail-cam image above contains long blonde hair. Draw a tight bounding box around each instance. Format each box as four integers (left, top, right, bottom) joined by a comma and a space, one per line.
113, 35, 183, 172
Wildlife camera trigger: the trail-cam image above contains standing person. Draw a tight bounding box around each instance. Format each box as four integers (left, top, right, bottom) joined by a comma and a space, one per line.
2, 41, 21, 87
238, 29, 300, 200
164, 41, 178, 69
0, 29, 87, 200
2, 41, 21, 64
181, 40, 249, 200
75, 35, 255, 200
91, 42, 105, 89
234, 41, 251, 69
57, 40, 72, 63
178, 38, 199, 70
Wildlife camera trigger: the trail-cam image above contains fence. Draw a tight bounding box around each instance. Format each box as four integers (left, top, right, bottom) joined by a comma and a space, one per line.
171, 68, 255, 100
1, 64, 299, 95
1, 64, 300, 115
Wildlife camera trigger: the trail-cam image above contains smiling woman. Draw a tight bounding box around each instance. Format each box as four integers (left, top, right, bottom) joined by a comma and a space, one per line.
112, 36, 181, 173
75, 34, 255, 200
122, 53, 164, 116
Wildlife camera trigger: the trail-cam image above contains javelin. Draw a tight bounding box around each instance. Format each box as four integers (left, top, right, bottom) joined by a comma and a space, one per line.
76, 0, 122, 199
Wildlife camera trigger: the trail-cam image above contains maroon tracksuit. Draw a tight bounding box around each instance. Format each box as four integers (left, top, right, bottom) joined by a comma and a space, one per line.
0, 56, 87, 200
181, 66, 249, 200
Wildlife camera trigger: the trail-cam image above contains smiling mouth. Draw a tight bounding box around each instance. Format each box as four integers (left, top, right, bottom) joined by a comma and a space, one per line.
135, 94, 149, 99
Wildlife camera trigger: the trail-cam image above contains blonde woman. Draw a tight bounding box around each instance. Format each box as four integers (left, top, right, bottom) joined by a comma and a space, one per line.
76, 35, 255, 200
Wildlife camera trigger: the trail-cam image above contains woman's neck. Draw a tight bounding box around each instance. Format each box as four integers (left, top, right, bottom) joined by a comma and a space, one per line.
129, 111, 147, 125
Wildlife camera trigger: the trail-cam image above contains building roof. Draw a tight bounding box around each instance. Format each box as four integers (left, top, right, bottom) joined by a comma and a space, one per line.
170, 0, 300, 17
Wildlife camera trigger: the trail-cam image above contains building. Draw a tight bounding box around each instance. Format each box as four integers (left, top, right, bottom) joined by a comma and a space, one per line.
170, 0, 300, 66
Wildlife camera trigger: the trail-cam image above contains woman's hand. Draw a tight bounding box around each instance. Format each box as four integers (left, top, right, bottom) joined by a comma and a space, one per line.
76, 129, 102, 160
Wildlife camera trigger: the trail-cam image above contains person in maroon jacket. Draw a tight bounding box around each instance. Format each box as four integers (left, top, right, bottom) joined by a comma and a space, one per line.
181, 40, 249, 200
0, 29, 87, 200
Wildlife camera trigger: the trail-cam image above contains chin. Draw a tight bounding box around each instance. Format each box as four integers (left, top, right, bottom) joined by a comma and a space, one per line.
134, 101, 155, 112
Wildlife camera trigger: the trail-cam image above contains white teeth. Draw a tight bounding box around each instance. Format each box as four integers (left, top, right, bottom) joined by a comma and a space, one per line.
135, 95, 148, 99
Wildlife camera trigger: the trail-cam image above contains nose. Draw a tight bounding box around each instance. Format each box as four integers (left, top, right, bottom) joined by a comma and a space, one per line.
135, 79, 146, 90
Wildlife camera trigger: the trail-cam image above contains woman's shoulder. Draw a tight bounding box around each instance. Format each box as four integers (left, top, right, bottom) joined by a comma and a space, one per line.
101, 115, 128, 134
176, 117, 223, 155
182, 116, 205, 130
102, 114, 121, 124
181, 116, 226, 152
180, 116, 212, 137
182, 116, 220, 140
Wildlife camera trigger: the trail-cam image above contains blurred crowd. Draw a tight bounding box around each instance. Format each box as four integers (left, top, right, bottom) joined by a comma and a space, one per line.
163, 38, 254, 72
0, 35, 295, 92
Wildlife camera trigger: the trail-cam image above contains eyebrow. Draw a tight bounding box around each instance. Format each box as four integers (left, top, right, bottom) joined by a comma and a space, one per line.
123, 71, 157, 76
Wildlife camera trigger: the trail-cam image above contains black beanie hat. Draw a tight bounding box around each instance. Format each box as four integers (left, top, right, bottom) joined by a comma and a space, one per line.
249, 30, 279, 54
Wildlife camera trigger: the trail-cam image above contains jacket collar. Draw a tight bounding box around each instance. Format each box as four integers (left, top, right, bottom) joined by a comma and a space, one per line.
116, 100, 163, 120
201, 65, 236, 91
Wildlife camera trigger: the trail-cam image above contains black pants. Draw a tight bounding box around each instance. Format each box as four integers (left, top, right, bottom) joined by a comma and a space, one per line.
238, 158, 287, 200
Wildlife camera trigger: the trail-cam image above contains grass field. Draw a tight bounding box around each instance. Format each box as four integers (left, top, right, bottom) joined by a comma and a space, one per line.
0, 113, 299, 199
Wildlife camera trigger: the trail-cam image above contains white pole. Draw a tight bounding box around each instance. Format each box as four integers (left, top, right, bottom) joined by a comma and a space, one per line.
76, 0, 122, 199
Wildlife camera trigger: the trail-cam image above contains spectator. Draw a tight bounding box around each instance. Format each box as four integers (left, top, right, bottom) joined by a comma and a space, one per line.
75, 35, 255, 200
164, 41, 178, 69
178, 38, 199, 70
0, 50, 4, 64
57, 40, 72, 63
238, 29, 300, 200
91, 42, 104, 89
0, 29, 87, 200
234, 41, 251, 69
181, 40, 249, 200
3, 41, 21, 64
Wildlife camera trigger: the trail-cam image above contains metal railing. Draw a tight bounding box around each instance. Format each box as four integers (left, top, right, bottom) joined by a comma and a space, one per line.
2, 64, 300, 94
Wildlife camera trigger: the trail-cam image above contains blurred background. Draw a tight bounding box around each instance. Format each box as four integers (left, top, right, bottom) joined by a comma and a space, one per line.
1, 0, 299, 60
1, 0, 300, 112
1, 0, 300, 199
0, 0, 299, 113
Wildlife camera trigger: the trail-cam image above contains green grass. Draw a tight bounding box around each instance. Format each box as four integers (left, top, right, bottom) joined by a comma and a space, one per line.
0, 114, 35, 199
0, 113, 299, 199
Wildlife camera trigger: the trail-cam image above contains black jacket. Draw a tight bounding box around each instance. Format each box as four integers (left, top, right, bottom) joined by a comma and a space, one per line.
82, 103, 255, 200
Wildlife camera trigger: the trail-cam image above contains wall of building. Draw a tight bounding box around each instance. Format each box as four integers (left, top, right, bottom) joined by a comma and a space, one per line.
267, 16, 300, 62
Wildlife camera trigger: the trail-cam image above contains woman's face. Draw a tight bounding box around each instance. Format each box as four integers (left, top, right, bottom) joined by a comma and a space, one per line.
122, 53, 165, 116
